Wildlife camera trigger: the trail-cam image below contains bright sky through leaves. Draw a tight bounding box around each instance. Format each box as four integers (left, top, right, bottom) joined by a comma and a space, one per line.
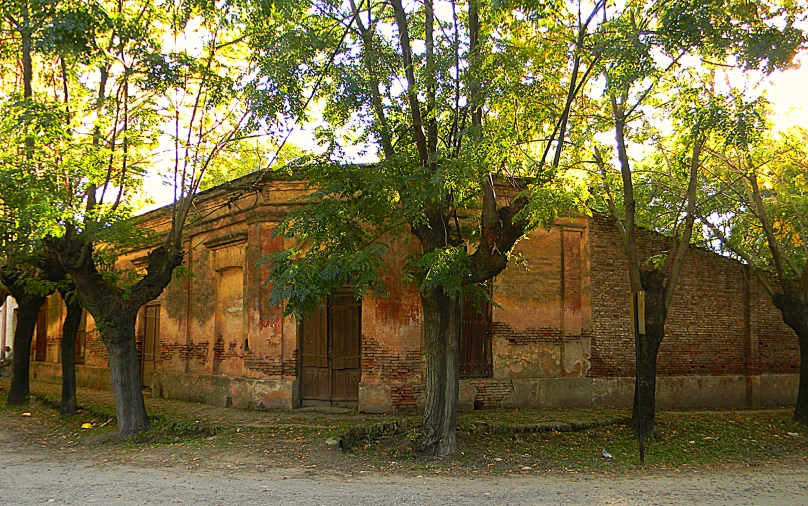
136, 31, 808, 213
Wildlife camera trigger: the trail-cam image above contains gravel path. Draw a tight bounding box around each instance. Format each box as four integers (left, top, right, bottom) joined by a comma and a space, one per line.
2, 426, 807, 506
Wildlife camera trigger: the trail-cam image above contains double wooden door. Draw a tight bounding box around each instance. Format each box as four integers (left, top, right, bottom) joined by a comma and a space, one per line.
299, 289, 361, 407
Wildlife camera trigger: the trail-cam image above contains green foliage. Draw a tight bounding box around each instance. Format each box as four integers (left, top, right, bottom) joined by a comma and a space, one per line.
37, 1, 112, 61
0, 0, 295, 304
521, 176, 589, 232
252, 0, 596, 315
700, 126, 808, 285
659, 0, 806, 73
587, 0, 805, 276
261, 162, 404, 316
415, 245, 472, 299
0, 97, 69, 256
200, 141, 304, 190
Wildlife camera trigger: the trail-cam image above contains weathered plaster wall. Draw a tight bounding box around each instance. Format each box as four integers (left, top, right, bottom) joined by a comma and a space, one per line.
33, 292, 107, 369
489, 217, 592, 382
29, 179, 800, 414
359, 235, 423, 413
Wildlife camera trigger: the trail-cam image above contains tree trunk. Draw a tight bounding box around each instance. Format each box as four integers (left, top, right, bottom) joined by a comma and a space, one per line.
59, 296, 82, 417
796, 334, 808, 425
633, 325, 663, 437
104, 313, 149, 435
52, 242, 184, 437
632, 270, 668, 438
418, 286, 461, 456
7, 295, 46, 406
772, 293, 808, 425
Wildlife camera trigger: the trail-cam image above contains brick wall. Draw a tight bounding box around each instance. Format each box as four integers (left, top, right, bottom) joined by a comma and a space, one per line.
242, 354, 284, 377
468, 379, 514, 408
490, 322, 563, 345
159, 341, 210, 366
362, 335, 422, 412
86, 336, 108, 365
755, 278, 800, 374
589, 213, 799, 378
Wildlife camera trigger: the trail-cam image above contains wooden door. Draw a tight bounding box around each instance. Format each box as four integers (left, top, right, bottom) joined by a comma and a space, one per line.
299, 289, 361, 406
141, 303, 160, 387
300, 305, 330, 403
34, 306, 47, 362
330, 289, 361, 405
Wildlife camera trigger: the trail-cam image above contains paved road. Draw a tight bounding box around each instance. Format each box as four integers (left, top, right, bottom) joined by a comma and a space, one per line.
2, 427, 808, 506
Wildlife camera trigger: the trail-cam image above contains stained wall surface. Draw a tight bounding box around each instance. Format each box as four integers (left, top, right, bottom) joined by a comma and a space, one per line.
28, 177, 800, 412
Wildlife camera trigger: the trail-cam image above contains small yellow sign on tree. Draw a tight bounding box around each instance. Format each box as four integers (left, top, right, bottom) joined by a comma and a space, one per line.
630, 291, 646, 335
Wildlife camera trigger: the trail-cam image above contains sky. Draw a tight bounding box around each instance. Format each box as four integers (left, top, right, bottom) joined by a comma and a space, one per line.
763, 54, 808, 131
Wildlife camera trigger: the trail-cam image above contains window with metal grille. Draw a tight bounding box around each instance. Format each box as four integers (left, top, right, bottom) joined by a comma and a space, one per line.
75, 310, 87, 365
35, 305, 47, 362
459, 289, 492, 378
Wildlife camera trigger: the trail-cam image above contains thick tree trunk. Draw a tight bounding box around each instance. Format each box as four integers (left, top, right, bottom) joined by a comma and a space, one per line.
418, 287, 461, 456
632, 270, 668, 438
104, 313, 149, 435
59, 296, 82, 417
52, 242, 184, 437
633, 324, 663, 437
772, 293, 808, 425
796, 335, 808, 425
7, 295, 46, 406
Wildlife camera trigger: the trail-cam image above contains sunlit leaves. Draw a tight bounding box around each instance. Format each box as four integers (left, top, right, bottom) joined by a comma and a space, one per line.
36, 1, 111, 62
702, 127, 808, 284
416, 244, 471, 299
659, 0, 806, 73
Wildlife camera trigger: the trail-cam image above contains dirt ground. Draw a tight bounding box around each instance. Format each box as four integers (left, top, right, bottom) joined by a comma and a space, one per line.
2, 413, 808, 506
3, 380, 808, 505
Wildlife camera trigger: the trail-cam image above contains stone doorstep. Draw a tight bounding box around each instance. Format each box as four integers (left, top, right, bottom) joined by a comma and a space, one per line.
296, 406, 356, 414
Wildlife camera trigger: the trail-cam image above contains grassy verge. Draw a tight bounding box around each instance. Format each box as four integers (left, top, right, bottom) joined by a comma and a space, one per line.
354, 408, 808, 474
0, 386, 361, 449
2, 384, 807, 475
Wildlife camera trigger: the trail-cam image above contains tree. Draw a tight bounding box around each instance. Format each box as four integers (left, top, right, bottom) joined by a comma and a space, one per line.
588, 0, 804, 437
0, 0, 74, 405
0, 0, 297, 433
699, 125, 808, 424
0, 270, 53, 405
254, 0, 600, 455
58, 281, 82, 416
38, 0, 267, 435
0, 0, 53, 405
0, 95, 82, 412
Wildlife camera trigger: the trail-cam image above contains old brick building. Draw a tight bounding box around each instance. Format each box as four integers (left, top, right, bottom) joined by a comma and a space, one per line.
26, 173, 799, 412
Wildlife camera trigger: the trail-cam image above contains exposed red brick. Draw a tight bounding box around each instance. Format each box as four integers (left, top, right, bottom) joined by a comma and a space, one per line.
588, 214, 798, 378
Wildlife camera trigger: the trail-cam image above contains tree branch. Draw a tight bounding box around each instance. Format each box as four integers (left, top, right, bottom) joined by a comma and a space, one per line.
663, 136, 704, 309
390, 0, 429, 167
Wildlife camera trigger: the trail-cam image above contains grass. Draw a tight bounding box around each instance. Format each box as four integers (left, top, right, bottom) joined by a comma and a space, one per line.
3, 384, 808, 475
350, 408, 808, 474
